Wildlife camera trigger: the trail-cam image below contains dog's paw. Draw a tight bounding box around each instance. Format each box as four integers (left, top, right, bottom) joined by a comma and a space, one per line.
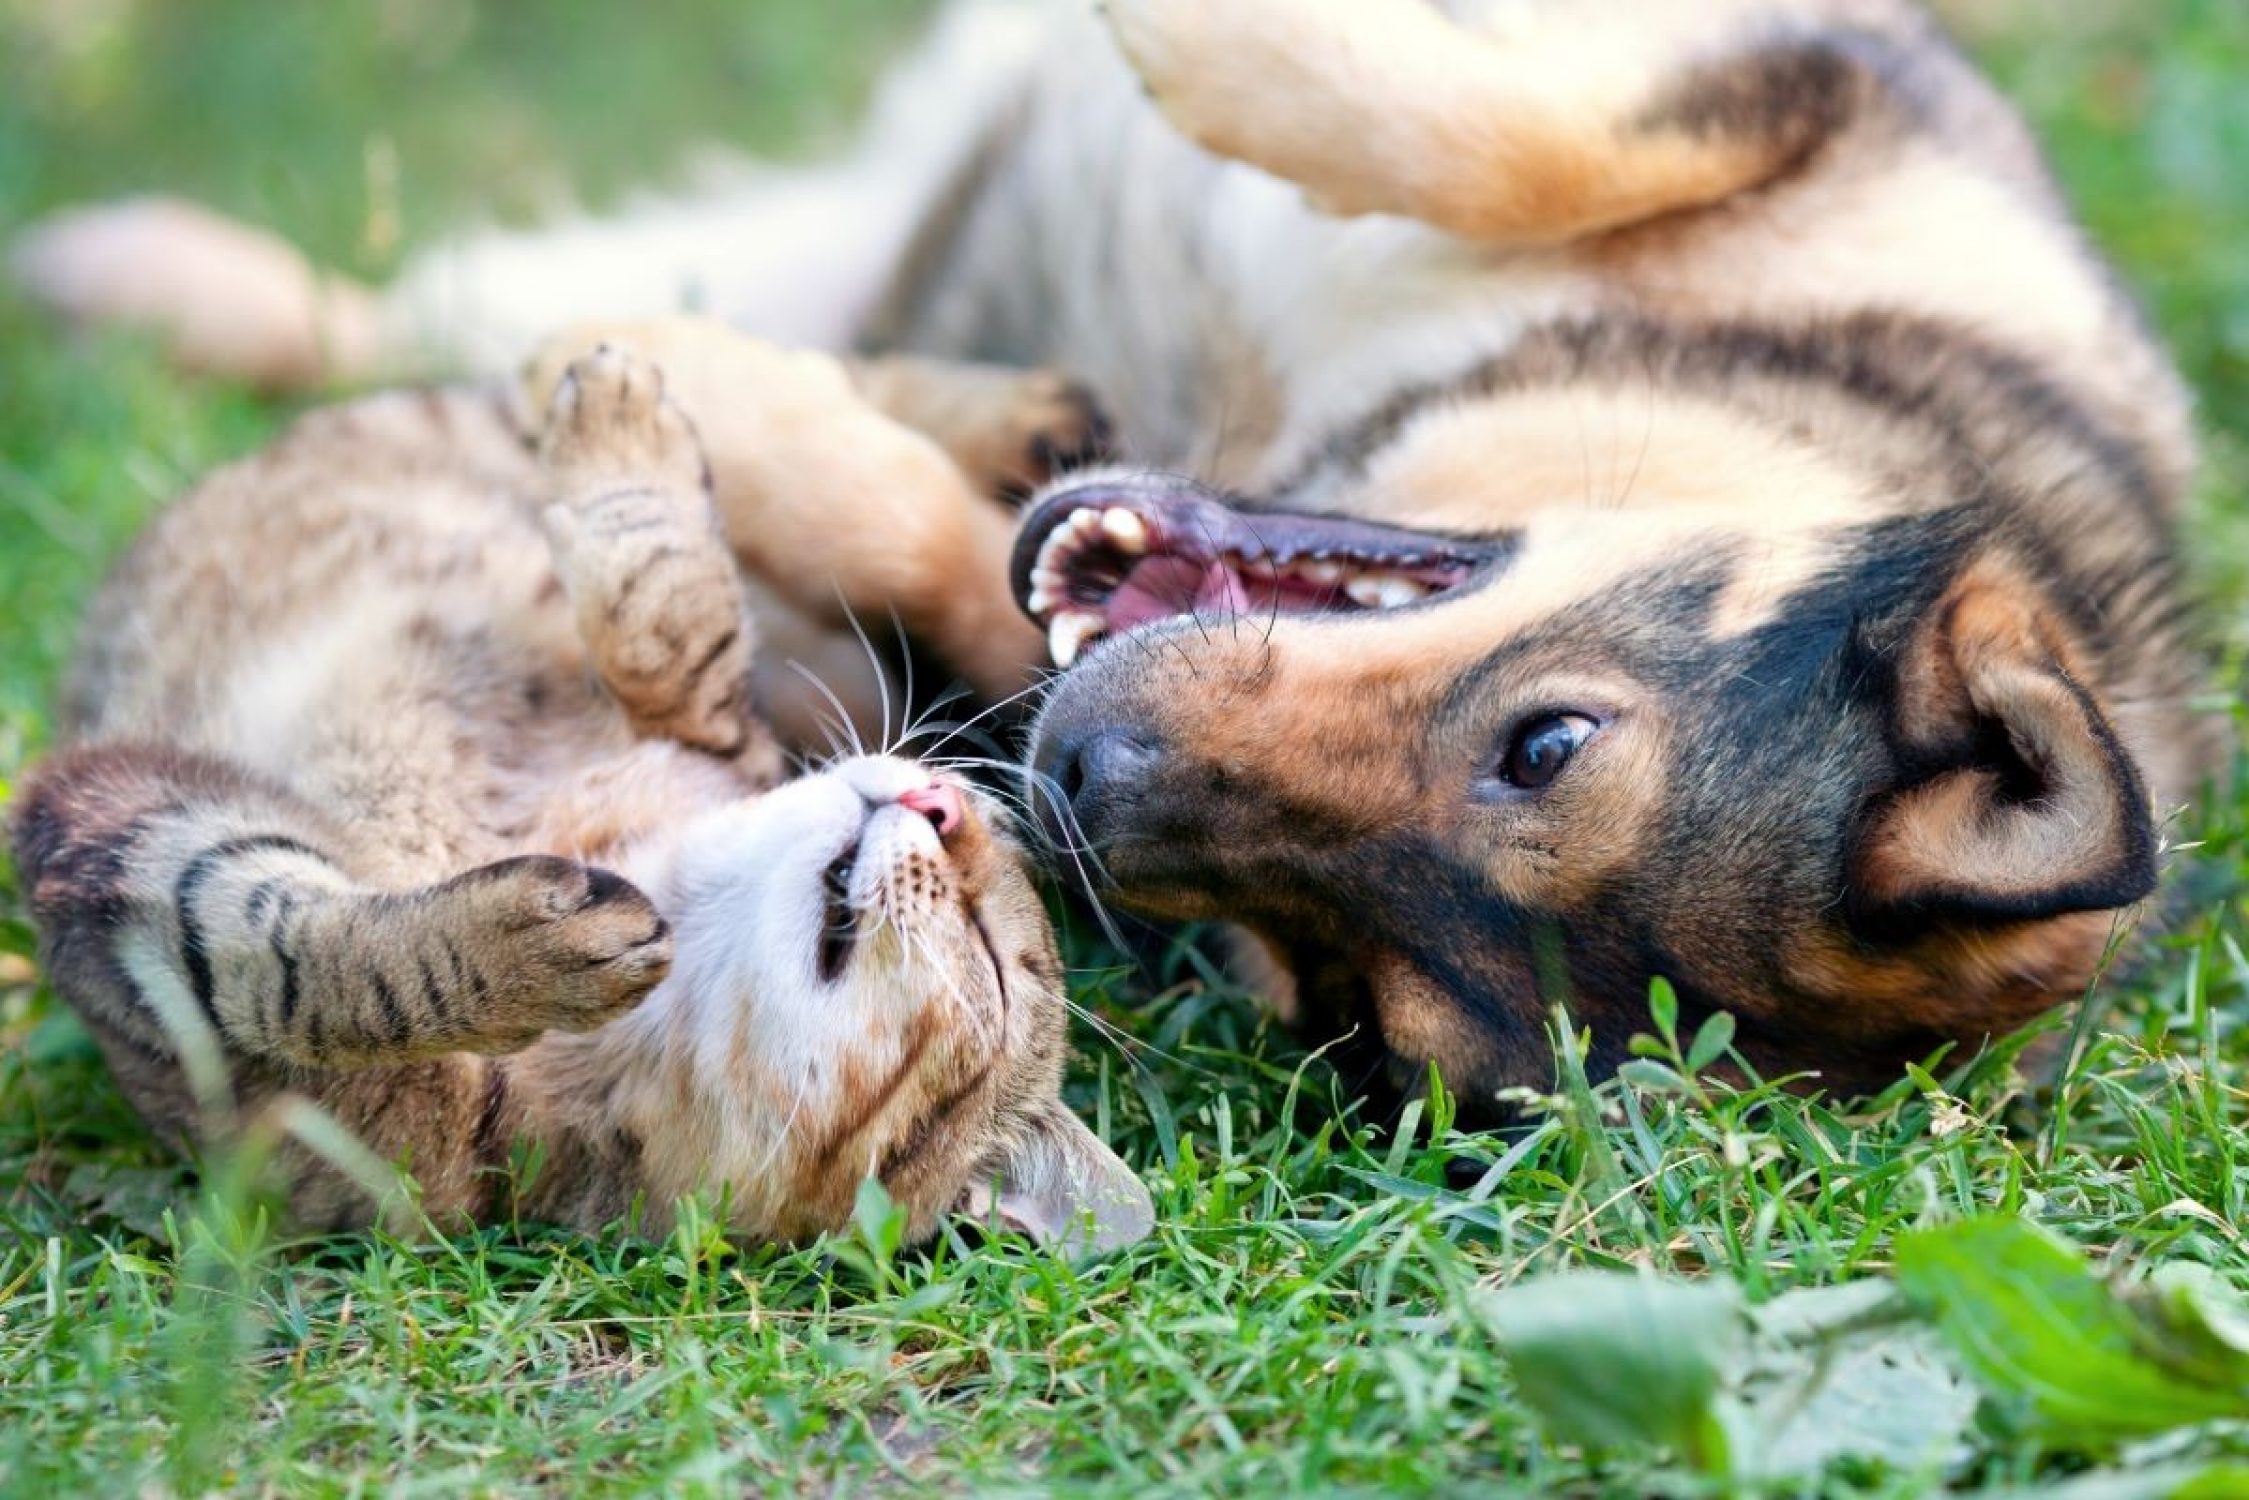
1001, 372, 1115, 500
1102, 0, 1254, 153
11, 196, 365, 388
540, 343, 711, 509
443, 854, 674, 1044
1102, 0, 1425, 220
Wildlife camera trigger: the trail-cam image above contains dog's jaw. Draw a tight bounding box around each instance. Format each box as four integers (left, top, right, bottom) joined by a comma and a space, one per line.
1013, 474, 1507, 667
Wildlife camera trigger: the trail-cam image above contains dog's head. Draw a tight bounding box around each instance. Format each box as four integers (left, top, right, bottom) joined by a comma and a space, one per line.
1013, 384, 2168, 1112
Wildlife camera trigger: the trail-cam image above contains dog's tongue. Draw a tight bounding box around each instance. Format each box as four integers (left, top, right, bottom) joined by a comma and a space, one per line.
1108, 556, 1251, 631
1196, 560, 1251, 616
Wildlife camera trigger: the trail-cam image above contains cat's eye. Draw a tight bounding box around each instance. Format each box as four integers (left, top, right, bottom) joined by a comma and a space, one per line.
1498, 713, 1598, 790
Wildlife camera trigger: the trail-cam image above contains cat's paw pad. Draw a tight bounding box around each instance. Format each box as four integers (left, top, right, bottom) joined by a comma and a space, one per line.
541, 343, 710, 504
449, 854, 673, 1040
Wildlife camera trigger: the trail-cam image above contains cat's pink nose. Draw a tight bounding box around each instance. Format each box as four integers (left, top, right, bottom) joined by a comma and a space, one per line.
897, 781, 965, 839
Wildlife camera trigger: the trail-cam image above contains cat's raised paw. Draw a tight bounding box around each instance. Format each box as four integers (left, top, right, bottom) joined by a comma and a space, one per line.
440, 854, 674, 1044
541, 343, 711, 507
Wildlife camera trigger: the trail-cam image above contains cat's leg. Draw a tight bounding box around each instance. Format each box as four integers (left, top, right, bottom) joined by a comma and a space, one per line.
11, 744, 672, 1074
527, 319, 1048, 702
1103, 0, 1875, 245
537, 344, 782, 779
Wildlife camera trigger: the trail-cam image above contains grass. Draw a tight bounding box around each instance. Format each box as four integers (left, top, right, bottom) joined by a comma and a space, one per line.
1, 0, 2246, 1493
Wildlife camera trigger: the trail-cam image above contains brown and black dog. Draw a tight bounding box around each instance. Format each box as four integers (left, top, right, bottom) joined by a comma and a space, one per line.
14, 0, 2224, 1116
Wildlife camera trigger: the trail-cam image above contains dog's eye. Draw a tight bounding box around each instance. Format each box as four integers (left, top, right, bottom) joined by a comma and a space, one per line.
1500, 714, 1597, 790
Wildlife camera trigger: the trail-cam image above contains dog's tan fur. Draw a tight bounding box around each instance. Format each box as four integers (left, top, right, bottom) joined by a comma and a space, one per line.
12, 341, 1149, 1246
13, 0, 2222, 1111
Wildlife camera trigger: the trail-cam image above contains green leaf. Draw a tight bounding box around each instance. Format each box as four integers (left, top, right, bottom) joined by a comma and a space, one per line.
852, 1176, 905, 1265
1480, 1273, 1743, 1475
1686, 1011, 1737, 1073
1985, 1463, 2249, 1500
1727, 1280, 1976, 1481
1647, 975, 1680, 1049
2137, 1261, 2249, 1387
1741, 1318, 1975, 1479
1896, 1216, 2249, 1450
1616, 1058, 1690, 1095
2174, 1467, 2249, 1500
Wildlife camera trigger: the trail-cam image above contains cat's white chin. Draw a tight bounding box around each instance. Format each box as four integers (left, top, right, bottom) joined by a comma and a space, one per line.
595, 756, 1011, 1196
638, 754, 1002, 1020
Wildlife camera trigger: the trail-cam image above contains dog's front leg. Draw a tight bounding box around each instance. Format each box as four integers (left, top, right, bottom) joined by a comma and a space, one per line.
1105, 0, 1874, 245
844, 356, 1112, 502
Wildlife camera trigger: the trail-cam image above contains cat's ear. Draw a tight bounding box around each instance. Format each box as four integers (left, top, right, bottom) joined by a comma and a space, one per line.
961, 1102, 1154, 1256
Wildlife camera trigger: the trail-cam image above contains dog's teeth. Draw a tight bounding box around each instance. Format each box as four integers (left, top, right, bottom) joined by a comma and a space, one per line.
1067, 508, 1104, 539
1027, 580, 1060, 615
1296, 559, 1344, 586
1048, 611, 1105, 668
1100, 507, 1148, 552
1341, 570, 1434, 608
1048, 614, 1080, 667
1036, 532, 1075, 575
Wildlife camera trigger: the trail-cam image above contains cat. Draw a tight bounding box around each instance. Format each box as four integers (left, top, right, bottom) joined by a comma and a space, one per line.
11, 340, 1151, 1251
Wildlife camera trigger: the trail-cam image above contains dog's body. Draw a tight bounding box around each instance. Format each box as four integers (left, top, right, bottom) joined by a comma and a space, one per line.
17, 0, 2222, 1111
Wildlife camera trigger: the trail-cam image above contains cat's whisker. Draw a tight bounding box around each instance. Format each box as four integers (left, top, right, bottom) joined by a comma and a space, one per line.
899, 671, 1057, 756
883, 606, 920, 760
893, 681, 978, 754
786, 661, 869, 761
830, 593, 897, 757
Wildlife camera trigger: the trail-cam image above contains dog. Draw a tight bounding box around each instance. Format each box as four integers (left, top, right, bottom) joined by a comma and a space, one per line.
13, 0, 2223, 1116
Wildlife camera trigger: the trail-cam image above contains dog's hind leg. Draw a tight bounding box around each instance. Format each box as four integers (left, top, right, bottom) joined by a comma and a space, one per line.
1103, 0, 1890, 245
843, 356, 1113, 502
9, 3, 1043, 389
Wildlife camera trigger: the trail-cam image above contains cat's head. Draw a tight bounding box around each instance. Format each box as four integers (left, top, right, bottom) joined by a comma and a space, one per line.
633, 754, 1151, 1252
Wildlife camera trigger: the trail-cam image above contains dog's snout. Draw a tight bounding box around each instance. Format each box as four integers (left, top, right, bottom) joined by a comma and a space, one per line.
1033, 723, 1162, 844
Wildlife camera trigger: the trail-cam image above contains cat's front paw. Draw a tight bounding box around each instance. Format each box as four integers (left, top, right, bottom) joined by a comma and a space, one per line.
442, 854, 673, 1046
540, 343, 711, 509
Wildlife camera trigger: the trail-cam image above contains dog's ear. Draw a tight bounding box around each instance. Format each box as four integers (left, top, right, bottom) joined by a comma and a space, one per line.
1852, 562, 2157, 928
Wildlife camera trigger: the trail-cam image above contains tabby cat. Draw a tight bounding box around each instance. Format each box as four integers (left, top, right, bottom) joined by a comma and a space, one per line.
11, 341, 1151, 1250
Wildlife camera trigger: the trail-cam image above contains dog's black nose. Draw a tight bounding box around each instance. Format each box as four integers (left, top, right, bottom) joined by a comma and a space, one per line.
1032, 724, 1162, 846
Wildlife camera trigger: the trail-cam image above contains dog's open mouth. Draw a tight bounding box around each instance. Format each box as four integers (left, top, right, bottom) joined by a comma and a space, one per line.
1011, 481, 1504, 666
